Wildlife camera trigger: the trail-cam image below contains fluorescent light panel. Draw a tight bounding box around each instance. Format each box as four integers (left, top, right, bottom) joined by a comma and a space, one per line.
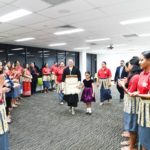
120, 17, 150, 25
0, 9, 32, 23
54, 28, 84, 35
12, 48, 24, 51
86, 38, 110, 42
74, 47, 90, 50
138, 33, 150, 37
21, 52, 30, 55
15, 37, 35, 42
49, 43, 67, 47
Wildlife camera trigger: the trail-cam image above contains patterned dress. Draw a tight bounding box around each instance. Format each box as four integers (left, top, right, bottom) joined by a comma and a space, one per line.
98, 67, 112, 102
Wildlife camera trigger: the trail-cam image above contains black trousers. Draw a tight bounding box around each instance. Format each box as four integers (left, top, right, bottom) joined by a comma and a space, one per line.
31, 77, 37, 94
117, 83, 124, 99
6, 97, 12, 116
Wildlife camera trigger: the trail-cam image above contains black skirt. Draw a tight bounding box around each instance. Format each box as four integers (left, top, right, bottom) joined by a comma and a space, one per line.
63, 94, 79, 107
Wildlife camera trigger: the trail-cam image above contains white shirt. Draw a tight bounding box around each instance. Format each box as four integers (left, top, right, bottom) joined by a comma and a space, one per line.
119, 66, 123, 78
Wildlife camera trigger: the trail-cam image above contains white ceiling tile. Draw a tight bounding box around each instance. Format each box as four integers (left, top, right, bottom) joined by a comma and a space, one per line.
0, 0, 17, 3
9, 14, 49, 26
56, 9, 106, 24
38, 0, 93, 18
0, 1, 6, 7
100, 0, 150, 16
12, 0, 51, 12
3, 27, 36, 35
0, 5, 18, 16
85, 0, 127, 7
27, 19, 64, 30
0, 23, 18, 32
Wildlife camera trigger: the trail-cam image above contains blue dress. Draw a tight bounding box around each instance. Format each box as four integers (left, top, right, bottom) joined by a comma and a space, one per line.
0, 104, 9, 150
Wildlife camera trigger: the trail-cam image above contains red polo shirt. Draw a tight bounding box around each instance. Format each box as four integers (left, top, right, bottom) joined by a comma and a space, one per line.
138, 71, 150, 94
42, 67, 50, 75
55, 67, 64, 83
128, 74, 139, 93
98, 67, 112, 79
50, 65, 58, 74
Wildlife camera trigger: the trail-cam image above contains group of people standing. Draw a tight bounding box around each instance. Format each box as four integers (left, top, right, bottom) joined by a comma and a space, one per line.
0, 50, 150, 150
60, 52, 150, 150
0, 60, 65, 150
113, 51, 150, 150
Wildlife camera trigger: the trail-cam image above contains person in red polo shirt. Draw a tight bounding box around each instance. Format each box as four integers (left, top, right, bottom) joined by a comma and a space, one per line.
42, 63, 50, 93
50, 62, 58, 90
132, 51, 150, 150
97, 61, 112, 106
55, 62, 65, 104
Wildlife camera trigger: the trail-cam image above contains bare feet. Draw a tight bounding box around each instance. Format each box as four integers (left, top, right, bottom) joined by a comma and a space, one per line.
121, 131, 130, 138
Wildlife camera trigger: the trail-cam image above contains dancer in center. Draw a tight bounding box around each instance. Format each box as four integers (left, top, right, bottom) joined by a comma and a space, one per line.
62, 59, 81, 115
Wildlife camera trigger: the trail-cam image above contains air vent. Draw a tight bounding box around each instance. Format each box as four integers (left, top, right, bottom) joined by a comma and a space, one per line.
56, 24, 76, 29
90, 43, 97, 46
42, 0, 72, 6
123, 34, 138, 38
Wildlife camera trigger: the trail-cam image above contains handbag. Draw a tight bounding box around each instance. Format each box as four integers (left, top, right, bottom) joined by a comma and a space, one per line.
37, 78, 43, 86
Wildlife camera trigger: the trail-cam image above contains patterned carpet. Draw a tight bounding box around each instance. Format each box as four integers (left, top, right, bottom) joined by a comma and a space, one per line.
9, 85, 124, 150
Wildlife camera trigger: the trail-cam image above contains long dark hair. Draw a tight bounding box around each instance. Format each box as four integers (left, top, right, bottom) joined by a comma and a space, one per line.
125, 56, 142, 88
142, 51, 150, 59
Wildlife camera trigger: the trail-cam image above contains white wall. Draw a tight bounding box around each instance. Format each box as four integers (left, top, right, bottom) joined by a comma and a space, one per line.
79, 51, 87, 81
97, 52, 140, 79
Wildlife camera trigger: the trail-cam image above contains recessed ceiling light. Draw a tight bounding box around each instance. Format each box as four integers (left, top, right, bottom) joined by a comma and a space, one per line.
54, 28, 84, 35
11, 48, 24, 51
138, 33, 150, 37
0, 50, 4, 52
120, 17, 150, 25
43, 54, 49, 56
15, 37, 35, 42
48, 43, 67, 47
21, 52, 30, 55
74, 47, 90, 50
85, 38, 110, 43
0, 9, 32, 23
8, 54, 14, 56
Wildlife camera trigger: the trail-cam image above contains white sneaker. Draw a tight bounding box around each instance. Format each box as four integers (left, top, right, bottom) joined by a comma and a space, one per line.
60, 102, 64, 105
71, 107, 75, 115
12, 104, 18, 108
7, 116, 12, 124
99, 102, 104, 106
88, 108, 92, 115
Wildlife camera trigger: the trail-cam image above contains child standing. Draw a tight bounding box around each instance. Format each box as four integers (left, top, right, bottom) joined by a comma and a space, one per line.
81, 72, 95, 114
